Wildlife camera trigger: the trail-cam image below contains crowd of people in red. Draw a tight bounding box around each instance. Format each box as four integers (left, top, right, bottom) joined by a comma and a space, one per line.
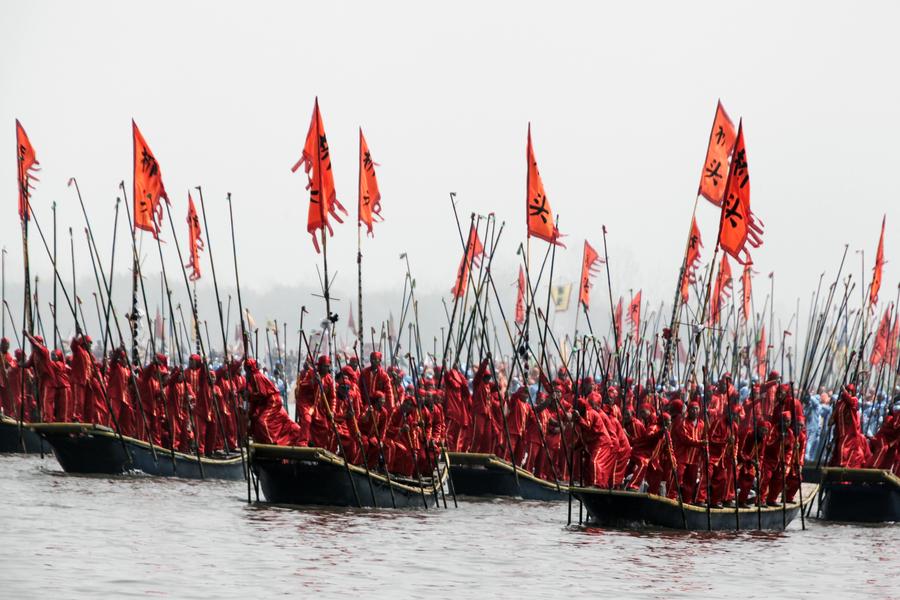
251, 348, 900, 506
4, 332, 898, 503
0, 335, 239, 456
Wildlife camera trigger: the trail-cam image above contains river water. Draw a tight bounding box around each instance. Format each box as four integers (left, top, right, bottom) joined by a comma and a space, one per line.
1, 454, 897, 599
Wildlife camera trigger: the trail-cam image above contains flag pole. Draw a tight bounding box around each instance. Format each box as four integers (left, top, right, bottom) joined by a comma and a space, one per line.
357, 128, 364, 348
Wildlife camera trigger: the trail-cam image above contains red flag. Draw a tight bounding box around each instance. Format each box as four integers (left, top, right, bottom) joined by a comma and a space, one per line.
515, 267, 526, 324
614, 297, 623, 348
699, 100, 737, 206
358, 128, 382, 236
680, 216, 703, 303
869, 215, 886, 309
709, 253, 733, 326
578, 240, 603, 309
132, 120, 169, 239
185, 192, 204, 281
15, 120, 40, 223
741, 263, 753, 322
870, 305, 893, 366
526, 123, 564, 246
628, 290, 642, 345
718, 121, 764, 264
755, 325, 767, 378
292, 98, 347, 252
889, 316, 900, 367
451, 227, 484, 298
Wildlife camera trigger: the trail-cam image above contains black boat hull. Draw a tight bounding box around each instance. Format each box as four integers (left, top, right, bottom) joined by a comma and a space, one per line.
251, 444, 444, 508
0, 417, 51, 454
447, 452, 568, 501
820, 467, 900, 523
31, 422, 245, 480
572, 486, 815, 531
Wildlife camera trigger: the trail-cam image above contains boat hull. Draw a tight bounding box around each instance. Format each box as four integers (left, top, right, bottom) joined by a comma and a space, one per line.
0, 417, 51, 454
820, 468, 900, 523
31, 422, 245, 480
572, 486, 814, 531
447, 452, 568, 501
251, 444, 444, 508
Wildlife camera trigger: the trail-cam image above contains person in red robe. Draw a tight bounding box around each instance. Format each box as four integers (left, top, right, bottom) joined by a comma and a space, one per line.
106, 348, 136, 437
644, 412, 674, 496
706, 401, 741, 506
829, 384, 870, 468
759, 411, 795, 506
246, 358, 305, 446
357, 391, 391, 469
138, 354, 168, 445
736, 421, 768, 506
505, 382, 530, 466
469, 358, 498, 453
602, 393, 631, 487
69, 335, 93, 422
441, 367, 470, 451
164, 367, 193, 453
0, 338, 13, 416
571, 397, 616, 487
867, 401, 900, 472
384, 396, 419, 476
361, 352, 394, 409
25, 333, 68, 423
302, 355, 337, 450
672, 400, 705, 503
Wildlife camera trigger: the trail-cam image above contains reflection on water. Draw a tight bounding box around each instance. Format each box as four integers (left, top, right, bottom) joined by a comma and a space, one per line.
1, 454, 897, 599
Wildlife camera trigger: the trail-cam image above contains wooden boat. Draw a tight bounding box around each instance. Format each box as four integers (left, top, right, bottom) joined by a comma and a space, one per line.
0, 416, 51, 454
447, 452, 568, 501
571, 484, 817, 531
819, 467, 900, 522
251, 443, 447, 508
30, 422, 246, 480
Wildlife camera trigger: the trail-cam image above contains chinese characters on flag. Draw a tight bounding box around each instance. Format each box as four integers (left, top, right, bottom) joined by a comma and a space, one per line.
628, 290, 642, 345
869, 215, 886, 309
15, 119, 40, 223
718, 120, 764, 265
699, 101, 737, 206
451, 226, 484, 298
292, 98, 347, 252
132, 120, 169, 239
526, 123, 564, 246
358, 128, 382, 236
578, 240, 603, 309
680, 216, 703, 303
185, 192, 204, 281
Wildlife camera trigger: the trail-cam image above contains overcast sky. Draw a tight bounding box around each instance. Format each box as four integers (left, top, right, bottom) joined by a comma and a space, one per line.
1, 1, 897, 345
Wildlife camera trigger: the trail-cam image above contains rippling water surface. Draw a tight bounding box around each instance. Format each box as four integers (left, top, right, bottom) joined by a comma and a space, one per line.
1, 454, 897, 599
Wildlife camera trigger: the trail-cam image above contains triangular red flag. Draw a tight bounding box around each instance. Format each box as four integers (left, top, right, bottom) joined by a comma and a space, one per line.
526, 123, 564, 246
292, 98, 347, 252
718, 121, 763, 264
698, 100, 737, 206
358, 128, 382, 236
578, 240, 603, 309
869, 215, 886, 309
132, 120, 169, 239
15, 120, 40, 223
